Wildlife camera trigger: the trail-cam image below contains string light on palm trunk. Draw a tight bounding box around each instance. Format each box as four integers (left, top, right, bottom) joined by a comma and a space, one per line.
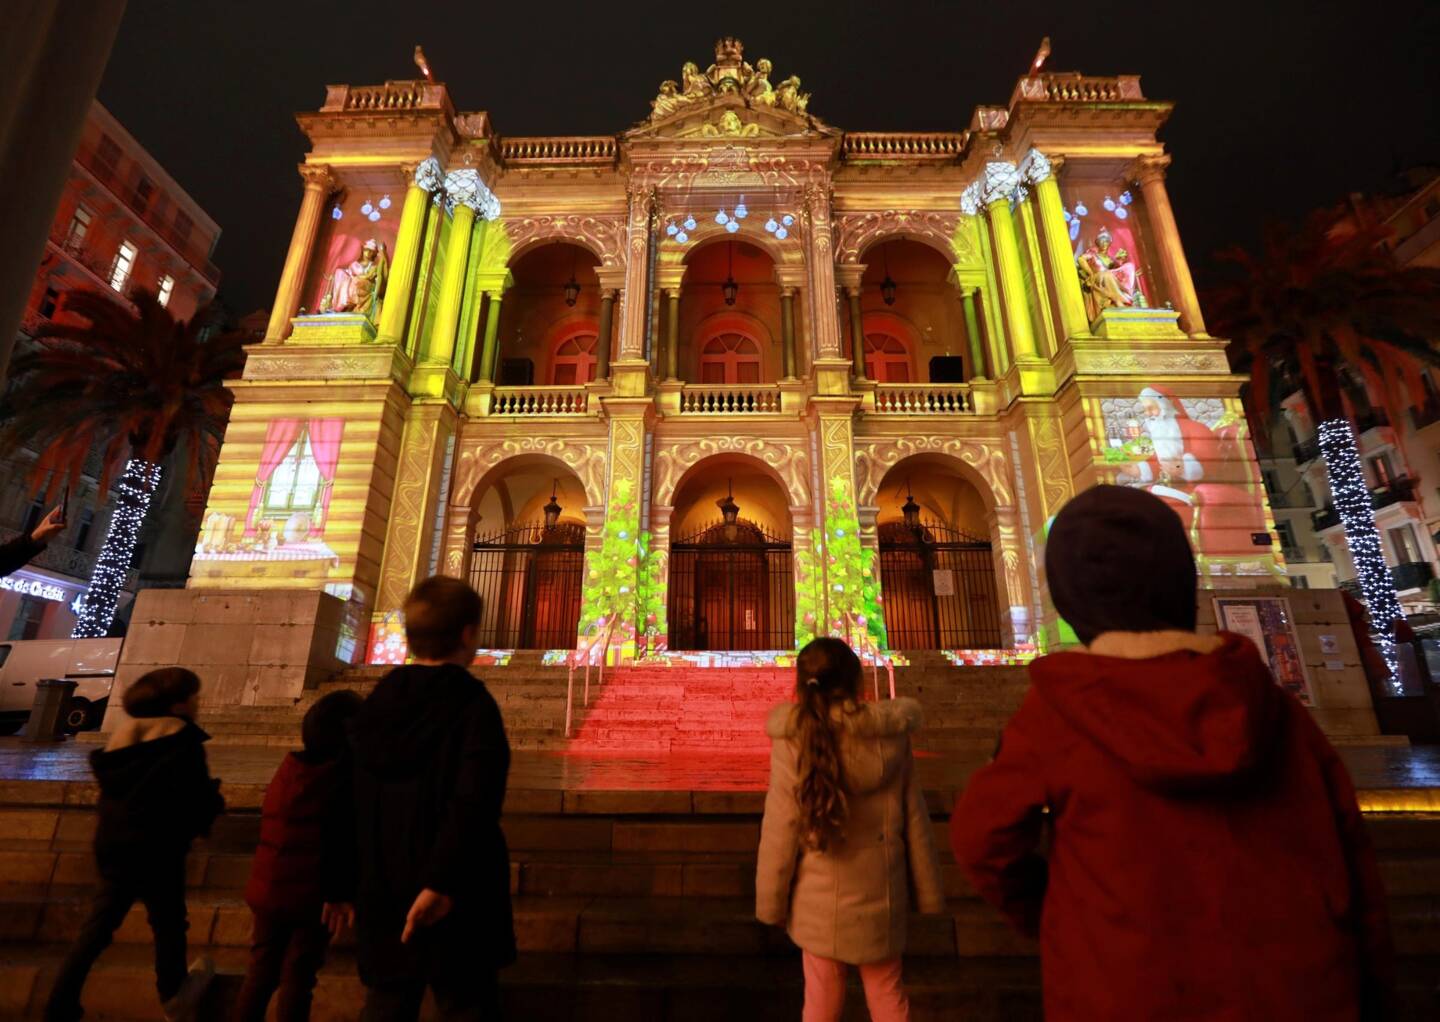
71, 458, 162, 639
1317, 419, 1402, 690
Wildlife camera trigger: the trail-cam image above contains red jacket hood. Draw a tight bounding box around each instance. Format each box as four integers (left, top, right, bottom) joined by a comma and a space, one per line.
1029, 631, 1283, 794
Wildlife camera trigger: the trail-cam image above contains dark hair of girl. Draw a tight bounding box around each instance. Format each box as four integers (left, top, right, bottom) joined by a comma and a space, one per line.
793, 636, 862, 852
122, 667, 201, 719
300, 690, 363, 762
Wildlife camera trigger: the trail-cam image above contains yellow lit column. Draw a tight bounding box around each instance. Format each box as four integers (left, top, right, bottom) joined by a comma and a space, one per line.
415, 171, 489, 399
1132, 154, 1207, 335
976, 163, 1040, 363
473, 275, 513, 385
1021, 149, 1090, 342
376, 158, 443, 348
263, 164, 334, 343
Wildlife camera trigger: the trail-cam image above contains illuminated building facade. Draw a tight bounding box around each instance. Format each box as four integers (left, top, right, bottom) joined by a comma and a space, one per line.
1, 102, 221, 641
190, 40, 1281, 676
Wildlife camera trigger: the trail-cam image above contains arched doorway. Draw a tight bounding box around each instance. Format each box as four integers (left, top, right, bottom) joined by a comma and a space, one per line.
873, 458, 1003, 648
678, 240, 782, 382
667, 460, 794, 650
486, 241, 600, 384
857, 239, 983, 381
467, 463, 588, 648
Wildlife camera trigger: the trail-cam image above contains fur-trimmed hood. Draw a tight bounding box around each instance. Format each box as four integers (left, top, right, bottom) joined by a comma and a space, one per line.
1031, 630, 1282, 794
765, 697, 923, 795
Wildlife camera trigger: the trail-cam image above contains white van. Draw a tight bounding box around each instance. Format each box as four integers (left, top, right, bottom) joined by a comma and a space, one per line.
0, 638, 122, 734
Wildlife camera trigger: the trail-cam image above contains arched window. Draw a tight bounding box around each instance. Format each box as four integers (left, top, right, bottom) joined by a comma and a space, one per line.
551, 332, 598, 385
865, 332, 912, 382
699, 332, 762, 384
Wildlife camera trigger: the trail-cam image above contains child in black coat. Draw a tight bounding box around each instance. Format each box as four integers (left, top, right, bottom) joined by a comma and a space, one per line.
232, 689, 363, 1022
350, 576, 514, 1021
44, 668, 224, 1022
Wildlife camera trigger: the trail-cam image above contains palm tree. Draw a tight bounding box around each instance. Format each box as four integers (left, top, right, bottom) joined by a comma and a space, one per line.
1207, 207, 1440, 680
0, 291, 250, 637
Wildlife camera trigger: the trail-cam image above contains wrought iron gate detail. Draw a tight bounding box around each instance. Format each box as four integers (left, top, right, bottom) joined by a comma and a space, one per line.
469, 521, 585, 649
878, 520, 1003, 649
668, 518, 794, 650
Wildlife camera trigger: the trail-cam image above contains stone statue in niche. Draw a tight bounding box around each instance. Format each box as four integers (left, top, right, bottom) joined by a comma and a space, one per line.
319, 239, 389, 323
1076, 227, 1146, 317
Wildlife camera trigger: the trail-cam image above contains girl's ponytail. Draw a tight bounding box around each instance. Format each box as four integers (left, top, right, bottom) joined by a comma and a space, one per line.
793, 637, 862, 851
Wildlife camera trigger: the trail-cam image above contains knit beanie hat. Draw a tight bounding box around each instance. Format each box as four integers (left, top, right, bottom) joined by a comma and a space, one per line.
1045, 484, 1197, 646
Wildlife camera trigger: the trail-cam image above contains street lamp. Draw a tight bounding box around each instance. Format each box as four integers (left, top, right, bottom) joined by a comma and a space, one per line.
543, 480, 562, 530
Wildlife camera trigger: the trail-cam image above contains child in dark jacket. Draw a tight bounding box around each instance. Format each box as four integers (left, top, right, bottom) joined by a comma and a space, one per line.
350, 576, 515, 1021
232, 690, 363, 1022
44, 668, 224, 1022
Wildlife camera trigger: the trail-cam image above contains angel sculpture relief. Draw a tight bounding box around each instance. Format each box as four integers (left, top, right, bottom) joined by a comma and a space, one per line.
681, 62, 713, 101
774, 75, 810, 114
744, 58, 775, 106
650, 80, 684, 120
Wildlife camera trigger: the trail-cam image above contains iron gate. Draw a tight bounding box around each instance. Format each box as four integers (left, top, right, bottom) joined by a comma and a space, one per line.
469, 521, 584, 649
669, 518, 794, 650
878, 520, 1003, 648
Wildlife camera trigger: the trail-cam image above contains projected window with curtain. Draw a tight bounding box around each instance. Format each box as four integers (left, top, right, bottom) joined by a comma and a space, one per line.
247, 418, 344, 533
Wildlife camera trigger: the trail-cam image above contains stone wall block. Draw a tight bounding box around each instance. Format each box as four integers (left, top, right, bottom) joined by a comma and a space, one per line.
178, 623, 253, 666
248, 623, 314, 668
191, 593, 260, 625
117, 621, 187, 667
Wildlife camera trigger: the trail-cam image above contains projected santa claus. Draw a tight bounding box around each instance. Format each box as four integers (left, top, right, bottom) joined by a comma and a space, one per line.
1115, 385, 1269, 561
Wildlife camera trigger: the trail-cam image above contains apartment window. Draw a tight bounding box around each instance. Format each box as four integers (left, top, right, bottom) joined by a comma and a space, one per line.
133, 177, 154, 212
1366, 452, 1396, 488
74, 509, 94, 552
156, 274, 175, 308
1290, 576, 1311, 590
109, 240, 137, 292
95, 133, 121, 172
1262, 470, 1281, 496
7, 597, 48, 641
39, 288, 60, 318
173, 210, 193, 244
64, 205, 92, 250
263, 426, 324, 517
1275, 521, 1297, 549
21, 499, 44, 535
1389, 525, 1422, 565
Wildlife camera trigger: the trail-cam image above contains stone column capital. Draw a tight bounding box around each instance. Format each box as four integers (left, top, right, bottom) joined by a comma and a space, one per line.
413, 157, 444, 193
1131, 153, 1172, 185
780, 285, 797, 298
442, 168, 500, 219
298, 163, 336, 192
981, 161, 1022, 207
1019, 148, 1054, 185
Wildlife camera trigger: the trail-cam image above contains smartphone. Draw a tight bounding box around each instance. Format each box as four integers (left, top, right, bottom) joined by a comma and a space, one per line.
59, 485, 69, 526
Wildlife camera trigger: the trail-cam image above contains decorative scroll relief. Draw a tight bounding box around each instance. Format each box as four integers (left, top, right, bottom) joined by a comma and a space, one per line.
376, 413, 447, 612
502, 214, 626, 268
852, 436, 1015, 509
652, 436, 810, 507
450, 436, 606, 509
1073, 348, 1229, 375
835, 210, 967, 265
242, 351, 402, 381
1029, 414, 1072, 520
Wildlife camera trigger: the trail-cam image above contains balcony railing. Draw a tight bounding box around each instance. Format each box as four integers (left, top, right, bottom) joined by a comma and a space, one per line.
842, 132, 967, 160
1312, 505, 1341, 532
1292, 437, 1321, 464
872, 383, 974, 415
1391, 561, 1435, 592
678, 385, 781, 414
1354, 409, 1390, 434
490, 386, 590, 416
1371, 476, 1417, 510
1012, 73, 1145, 105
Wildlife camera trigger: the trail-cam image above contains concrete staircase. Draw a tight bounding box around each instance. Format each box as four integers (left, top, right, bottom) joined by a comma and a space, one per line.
2, 775, 1438, 1019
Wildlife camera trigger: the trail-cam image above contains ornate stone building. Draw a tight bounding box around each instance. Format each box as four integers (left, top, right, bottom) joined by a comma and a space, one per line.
188, 40, 1280, 675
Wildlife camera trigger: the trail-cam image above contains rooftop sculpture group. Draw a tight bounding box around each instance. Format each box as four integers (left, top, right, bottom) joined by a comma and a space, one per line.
649, 37, 810, 122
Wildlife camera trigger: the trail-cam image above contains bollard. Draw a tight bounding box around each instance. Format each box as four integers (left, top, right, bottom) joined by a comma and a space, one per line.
22, 679, 78, 743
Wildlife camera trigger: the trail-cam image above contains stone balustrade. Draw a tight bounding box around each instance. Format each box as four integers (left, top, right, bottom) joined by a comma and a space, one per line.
872, 383, 973, 415
333, 80, 443, 111
499, 136, 617, 165
1013, 73, 1145, 104
842, 132, 967, 160
678, 385, 782, 415
490, 386, 591, 416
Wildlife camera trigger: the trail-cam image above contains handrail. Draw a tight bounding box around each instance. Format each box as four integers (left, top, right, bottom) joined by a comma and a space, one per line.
678, 384, 782, 414
491, 386, 590, 416
872, 383, 973, 414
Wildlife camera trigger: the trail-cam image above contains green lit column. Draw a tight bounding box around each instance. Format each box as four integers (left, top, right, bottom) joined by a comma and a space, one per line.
1021, 149, 1090, 342
419, 179, 480, 368
376, 158, 443, 348
475, 281, 511, 384
961, 287, 985, 380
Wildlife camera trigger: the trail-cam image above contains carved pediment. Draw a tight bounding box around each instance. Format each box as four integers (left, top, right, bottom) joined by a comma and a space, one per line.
631, 37, 830, 141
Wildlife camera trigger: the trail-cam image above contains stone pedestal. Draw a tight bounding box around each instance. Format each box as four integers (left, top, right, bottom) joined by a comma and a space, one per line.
100, 587, 348, 731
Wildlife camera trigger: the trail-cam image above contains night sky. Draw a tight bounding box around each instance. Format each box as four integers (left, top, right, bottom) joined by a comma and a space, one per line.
97, 0, 1439, 316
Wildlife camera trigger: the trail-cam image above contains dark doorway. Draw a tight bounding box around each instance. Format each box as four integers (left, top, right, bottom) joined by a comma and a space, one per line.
469, 521, 585, 648
668, 518, 794, 650
878, 519, 1003, 648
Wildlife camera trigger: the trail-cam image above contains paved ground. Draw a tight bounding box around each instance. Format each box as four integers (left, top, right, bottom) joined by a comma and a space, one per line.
3, 736, 1437, 800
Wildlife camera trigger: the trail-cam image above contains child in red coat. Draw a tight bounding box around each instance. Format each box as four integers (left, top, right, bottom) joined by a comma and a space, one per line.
951, 485, 1394, 1021
232, 690, 362, 1022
